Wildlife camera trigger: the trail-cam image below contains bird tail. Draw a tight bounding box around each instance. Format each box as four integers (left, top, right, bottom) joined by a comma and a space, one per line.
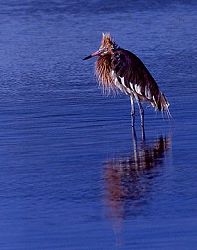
153, 91, 171, 118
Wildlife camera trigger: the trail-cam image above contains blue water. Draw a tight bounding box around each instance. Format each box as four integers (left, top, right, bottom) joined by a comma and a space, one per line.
0, 1, 196, 249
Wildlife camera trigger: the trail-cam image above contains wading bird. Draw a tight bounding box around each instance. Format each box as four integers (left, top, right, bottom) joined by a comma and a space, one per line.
83, 33, 170, 138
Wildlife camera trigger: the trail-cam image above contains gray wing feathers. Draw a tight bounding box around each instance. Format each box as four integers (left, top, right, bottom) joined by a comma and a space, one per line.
111, 49, 170, 113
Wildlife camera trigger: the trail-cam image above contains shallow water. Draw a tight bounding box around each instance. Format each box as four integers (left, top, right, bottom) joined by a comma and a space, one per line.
0, 0, 196, 249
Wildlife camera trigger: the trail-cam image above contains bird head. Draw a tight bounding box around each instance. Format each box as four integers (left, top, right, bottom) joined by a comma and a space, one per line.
83, 33, 118, 60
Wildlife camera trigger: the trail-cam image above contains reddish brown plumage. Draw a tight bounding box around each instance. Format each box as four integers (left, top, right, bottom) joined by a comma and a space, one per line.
95, 55, 114, 92
83, 32, 170, 132
94, 33, 170, 115
95, 33, 117, 93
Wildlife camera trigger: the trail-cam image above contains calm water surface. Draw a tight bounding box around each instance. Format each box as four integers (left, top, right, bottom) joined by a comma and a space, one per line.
0, 1, 196, 249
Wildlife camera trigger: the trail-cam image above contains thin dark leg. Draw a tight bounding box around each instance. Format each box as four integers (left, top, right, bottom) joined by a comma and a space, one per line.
135, 96, 145, 141
130, 96, 135, 128
131, 126, 140, 169
131, 125, 137, 161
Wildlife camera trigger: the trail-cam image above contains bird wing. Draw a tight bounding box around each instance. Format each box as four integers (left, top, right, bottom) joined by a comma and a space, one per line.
111, 49, 159, 100
111, 49, 169, 112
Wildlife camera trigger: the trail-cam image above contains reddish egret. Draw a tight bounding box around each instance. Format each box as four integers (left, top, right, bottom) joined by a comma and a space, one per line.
83, 33, 170, 137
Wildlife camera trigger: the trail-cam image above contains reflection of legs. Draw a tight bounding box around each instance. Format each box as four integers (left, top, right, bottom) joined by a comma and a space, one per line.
135, 96, 145, 141
130, 96, 135, 128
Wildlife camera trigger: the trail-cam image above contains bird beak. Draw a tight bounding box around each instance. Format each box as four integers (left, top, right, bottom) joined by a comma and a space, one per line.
83, 49, 102, 60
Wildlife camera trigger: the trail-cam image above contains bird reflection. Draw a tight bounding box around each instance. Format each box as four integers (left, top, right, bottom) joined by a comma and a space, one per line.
104, 129, 171, 225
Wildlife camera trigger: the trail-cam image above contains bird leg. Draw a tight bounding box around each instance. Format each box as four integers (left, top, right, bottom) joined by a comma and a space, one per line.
135, 96, 145, 141
131, 125, 138, 162
130, 95, 135, 128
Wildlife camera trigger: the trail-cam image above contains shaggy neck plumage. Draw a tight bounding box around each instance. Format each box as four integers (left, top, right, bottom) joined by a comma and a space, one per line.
95, 55, 115, 93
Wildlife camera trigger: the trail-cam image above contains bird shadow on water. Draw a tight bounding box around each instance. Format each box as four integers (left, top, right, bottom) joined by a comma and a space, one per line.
103, 128, 171, 247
